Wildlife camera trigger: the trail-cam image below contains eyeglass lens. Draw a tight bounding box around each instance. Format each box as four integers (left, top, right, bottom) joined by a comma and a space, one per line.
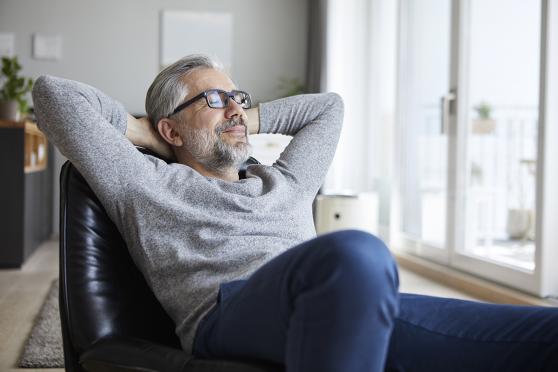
206, 90, 250, 109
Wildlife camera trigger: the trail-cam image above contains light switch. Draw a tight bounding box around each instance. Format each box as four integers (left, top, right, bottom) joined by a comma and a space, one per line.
0, 32, 14, 57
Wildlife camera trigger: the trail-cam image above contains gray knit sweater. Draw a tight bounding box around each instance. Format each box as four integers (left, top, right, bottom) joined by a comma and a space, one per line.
32, 75, 344, 354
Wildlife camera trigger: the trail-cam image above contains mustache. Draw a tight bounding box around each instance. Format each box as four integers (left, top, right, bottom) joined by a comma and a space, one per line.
216, 117, 247, 134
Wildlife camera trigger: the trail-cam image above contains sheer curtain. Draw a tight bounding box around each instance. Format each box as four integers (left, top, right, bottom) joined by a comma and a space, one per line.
314, 0, 397, 234
321, 0, 371, 194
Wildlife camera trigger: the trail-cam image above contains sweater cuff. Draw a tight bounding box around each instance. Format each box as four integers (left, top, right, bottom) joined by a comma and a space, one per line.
257, 101, 272, 134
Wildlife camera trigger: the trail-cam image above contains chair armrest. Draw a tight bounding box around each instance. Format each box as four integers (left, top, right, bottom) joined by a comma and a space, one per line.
79, 336, 191, 372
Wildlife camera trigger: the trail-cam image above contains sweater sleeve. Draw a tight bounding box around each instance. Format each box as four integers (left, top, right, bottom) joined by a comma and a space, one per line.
258, 92, 344, 197
32, 75, 157, 219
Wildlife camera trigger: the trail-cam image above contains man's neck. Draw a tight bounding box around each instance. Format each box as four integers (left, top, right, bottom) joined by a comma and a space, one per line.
176, 152, 239, 182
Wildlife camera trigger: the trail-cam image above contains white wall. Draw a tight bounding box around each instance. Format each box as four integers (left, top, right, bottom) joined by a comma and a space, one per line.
0, 0, 309, 235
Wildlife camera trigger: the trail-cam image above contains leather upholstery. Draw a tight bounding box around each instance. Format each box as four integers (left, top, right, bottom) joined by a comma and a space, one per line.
59, 148, 283, 371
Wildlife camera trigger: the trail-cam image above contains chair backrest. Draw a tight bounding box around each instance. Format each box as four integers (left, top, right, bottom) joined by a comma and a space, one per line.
59, 149, 260, 370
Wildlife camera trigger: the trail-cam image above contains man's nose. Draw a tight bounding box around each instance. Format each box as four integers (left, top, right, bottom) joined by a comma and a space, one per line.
224, 99, 244, 119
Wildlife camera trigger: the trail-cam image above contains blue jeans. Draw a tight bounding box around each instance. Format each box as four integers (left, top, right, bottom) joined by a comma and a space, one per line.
192, 230, 558, 371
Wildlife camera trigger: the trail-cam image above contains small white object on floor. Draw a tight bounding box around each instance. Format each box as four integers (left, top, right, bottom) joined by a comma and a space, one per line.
315, 192, 379, 235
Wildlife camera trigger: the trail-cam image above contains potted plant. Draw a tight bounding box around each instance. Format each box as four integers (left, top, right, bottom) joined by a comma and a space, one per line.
472, 101, 496, 134
0, 56, 34, 121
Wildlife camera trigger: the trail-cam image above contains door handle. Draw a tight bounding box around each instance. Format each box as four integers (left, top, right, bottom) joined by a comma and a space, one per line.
440, 91, 456, 134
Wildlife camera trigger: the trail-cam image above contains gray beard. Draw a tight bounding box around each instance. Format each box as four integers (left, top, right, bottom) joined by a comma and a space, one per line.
184, 118, 252, 173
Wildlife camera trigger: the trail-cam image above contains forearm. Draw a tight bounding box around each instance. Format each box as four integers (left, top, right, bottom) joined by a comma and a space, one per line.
255, 92, 344, 196
33, 75, 128, 138
31, 75, 157, 210
246, 107, 260, 134
32, 75, 133, 169
258, 93, 342, 136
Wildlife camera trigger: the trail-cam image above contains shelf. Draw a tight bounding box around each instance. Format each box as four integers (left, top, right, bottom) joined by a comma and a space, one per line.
0, 119, 48, 173
0, 119, 25, 129
24, 122, 48, 173
0, 118, 53, 267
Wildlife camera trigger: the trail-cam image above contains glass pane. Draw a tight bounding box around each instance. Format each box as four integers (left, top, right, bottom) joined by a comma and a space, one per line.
461, 0, 540, 271
400, 0, 451, 247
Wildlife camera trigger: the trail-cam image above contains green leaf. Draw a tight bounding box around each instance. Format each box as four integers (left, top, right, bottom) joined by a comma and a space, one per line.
0, 56, 34, 115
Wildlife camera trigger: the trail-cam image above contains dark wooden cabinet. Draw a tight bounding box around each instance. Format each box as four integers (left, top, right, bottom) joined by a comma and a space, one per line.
0, 120, 53, 268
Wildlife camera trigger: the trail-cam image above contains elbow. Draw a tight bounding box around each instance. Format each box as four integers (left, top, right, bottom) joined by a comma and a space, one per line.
32, 75, 69, 116
32, 75, 60, 132
32, 75, 56, 101
327, 92, 344, 112
326, 92, 344, 123
328, 91, 344, 105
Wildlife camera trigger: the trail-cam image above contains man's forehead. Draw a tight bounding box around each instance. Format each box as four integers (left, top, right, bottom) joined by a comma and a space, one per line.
183, 68, 236, 94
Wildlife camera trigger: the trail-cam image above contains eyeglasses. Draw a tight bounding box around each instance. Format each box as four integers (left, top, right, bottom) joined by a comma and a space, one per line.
168, 89, 252, 117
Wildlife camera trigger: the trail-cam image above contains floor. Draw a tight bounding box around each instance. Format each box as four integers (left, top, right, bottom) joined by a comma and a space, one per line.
0, 239, 61, 372
0, 239, 479, 371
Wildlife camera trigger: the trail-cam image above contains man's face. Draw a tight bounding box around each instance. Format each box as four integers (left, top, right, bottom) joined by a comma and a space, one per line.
174, 68, 252, 171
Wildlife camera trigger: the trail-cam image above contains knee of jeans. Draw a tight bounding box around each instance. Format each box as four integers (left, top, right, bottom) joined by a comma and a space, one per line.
318, 230, 399, 292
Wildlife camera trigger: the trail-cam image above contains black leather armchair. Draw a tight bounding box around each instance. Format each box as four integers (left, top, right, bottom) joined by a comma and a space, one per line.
59, 148, 283, 372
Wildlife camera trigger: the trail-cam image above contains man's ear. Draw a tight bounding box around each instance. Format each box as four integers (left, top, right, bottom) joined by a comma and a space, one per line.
157, 118, 184, 147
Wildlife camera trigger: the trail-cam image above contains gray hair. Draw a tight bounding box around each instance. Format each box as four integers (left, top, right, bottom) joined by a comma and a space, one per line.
145, 54, 223, 128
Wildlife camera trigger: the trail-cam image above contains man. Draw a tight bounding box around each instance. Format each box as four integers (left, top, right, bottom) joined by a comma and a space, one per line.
33, 55, 557, 372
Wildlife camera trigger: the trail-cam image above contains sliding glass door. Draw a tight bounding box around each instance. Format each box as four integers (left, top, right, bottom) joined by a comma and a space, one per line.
397, 0, 452, 263
452, 0, 541, 293
396, 0, 557, 297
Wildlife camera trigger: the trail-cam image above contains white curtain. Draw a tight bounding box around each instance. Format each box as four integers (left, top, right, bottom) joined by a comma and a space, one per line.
322, 0, 397, 229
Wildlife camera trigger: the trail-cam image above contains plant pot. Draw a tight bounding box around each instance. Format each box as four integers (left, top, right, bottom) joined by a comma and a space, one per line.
472, 118, 495, 134
0, 100, 20, 121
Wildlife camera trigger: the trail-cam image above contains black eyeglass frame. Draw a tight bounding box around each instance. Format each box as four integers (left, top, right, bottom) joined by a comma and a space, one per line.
167, 89, 252, 117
